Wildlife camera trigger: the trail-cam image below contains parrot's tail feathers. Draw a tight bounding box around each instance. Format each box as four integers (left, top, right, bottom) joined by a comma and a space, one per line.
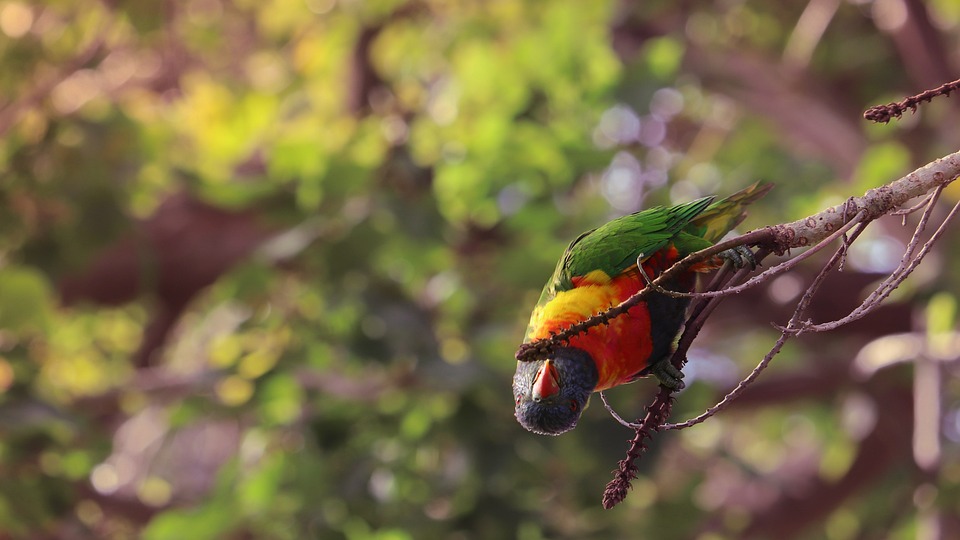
691, 181, 773, 242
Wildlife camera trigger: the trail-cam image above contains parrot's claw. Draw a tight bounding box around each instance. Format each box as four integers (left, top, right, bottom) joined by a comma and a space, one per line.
650, 360, 685, 391
719, 245, 757, 270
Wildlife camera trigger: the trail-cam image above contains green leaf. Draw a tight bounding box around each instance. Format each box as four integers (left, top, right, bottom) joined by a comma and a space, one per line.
238, 452, 286, 515
141, 503, 235, 540
0, 266, 53, 335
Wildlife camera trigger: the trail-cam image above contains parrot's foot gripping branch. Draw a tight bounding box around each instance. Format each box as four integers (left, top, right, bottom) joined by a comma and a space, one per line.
718, 245, 757, 269
648, 359, 685, 390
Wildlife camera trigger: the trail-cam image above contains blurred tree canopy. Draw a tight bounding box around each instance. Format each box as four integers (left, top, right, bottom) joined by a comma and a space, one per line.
2, 0, 960, 538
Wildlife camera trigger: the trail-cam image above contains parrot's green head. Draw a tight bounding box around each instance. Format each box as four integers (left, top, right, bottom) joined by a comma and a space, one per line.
513, 347, 598, 435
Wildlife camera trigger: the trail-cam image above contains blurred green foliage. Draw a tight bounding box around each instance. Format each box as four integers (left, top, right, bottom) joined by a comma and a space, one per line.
2, 0, 960, 539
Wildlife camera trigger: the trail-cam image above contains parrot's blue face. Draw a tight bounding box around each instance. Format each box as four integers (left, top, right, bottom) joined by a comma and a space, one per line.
513, 347, 597, 435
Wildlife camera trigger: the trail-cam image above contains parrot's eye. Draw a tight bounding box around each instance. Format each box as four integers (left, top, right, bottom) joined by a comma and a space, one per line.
569, 400, 579, 412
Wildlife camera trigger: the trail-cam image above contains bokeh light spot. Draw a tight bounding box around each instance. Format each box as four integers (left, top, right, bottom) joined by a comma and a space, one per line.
217, 376, 255, 406
90, 463, 119, 495
0, 2, 32, 38
137, 476, 173, 507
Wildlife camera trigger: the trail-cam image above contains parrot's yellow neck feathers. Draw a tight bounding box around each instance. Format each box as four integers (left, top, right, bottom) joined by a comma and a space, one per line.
527, 271, 616, 341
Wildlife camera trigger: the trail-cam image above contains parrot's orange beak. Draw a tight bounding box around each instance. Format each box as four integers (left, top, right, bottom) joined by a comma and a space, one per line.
532, 359, 561, 401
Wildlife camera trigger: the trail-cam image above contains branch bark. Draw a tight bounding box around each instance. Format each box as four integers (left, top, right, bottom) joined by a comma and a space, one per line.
765, 149, 960, 249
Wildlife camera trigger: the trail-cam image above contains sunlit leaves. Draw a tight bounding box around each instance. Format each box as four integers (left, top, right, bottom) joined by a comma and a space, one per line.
174, 74, 278, 182
37, 309, 139, 400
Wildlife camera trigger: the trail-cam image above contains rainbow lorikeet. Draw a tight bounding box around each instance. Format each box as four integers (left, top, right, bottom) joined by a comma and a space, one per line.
513, 183, 771, 435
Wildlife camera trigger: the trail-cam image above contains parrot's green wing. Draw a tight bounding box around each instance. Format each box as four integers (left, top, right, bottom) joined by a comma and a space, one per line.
541, 196, 715, 299
535, 181, 772, 305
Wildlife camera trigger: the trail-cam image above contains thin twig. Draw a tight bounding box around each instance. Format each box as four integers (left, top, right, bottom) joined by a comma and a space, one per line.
600, 391, 637, 429
838, 198, 857, 271
893, 192, 937, 219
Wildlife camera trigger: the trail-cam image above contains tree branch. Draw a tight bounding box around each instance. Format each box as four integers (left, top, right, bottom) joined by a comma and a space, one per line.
585, 149, 960, 509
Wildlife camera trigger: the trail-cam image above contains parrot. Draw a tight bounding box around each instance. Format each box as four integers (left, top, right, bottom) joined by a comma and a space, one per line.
513, 182, 771, 435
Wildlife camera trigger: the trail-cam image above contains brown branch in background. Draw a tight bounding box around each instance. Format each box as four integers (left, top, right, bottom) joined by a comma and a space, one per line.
346, 24, 387, 116
59, 193, 275, 367
864, 77, 960, 123
346, 3, 426, 116
740, 379, 915, 538
134, 300, 190, 368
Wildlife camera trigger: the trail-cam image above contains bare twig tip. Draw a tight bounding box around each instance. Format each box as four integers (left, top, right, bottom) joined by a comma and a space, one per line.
864, 77, 960, 124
